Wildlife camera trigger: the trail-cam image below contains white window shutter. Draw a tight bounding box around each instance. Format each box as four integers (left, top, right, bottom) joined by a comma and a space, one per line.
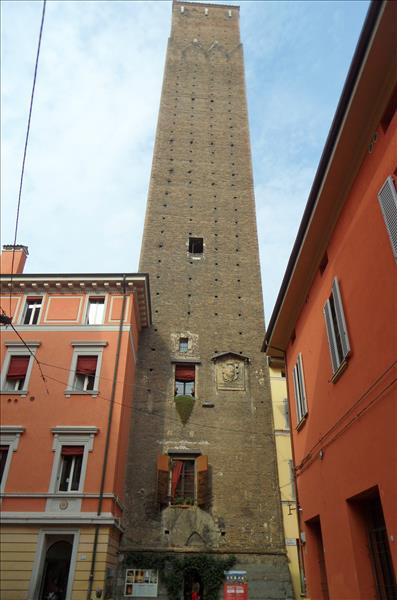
331, 278, 350, 358
323, 300, 339, 373
378, 176, 397, 261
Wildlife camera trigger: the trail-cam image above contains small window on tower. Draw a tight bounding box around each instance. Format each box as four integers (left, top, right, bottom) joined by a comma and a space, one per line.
179, 338, 189, 353
175, 364, 195, 397
189, 237, 203, 254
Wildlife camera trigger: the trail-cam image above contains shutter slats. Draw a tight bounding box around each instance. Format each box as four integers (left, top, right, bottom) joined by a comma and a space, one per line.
332, 278, 350, 358
378, 176, 397, 261
297, 354, 307, 418
157, 454, 169, 507
324, 300, 339, 373
196, 455, 210, 508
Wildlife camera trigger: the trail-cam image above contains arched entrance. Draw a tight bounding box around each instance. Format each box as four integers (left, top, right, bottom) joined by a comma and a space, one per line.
183, 568, 202, 600
39, 540, 72, 600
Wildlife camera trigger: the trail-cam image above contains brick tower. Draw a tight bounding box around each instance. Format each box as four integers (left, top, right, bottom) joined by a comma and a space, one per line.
122, 2, 293, 598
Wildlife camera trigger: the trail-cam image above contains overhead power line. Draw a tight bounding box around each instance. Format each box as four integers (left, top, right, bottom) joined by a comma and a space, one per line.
9, 0, 47, 315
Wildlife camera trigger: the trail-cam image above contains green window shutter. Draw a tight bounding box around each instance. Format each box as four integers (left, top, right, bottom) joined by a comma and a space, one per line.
378, 176, 397, 261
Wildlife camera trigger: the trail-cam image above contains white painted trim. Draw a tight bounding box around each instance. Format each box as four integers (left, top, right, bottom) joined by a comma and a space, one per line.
0, 426, 25, 493
51, 426, 98, 436
0, 491, 124, 509
108, 294, 131, 323
43, 295, 84, 324
70, 341, 108, 347
4, 340, 41, 347
48, 428, 98, 495
8, 325, 131, 332
19, 293, 45, 326
65, 344, 106, 394
28, 528, 80, 600
0, 344, 40, 394
2, 512, 120, 525
83, 293, 109, 325
5, 295, 22, 322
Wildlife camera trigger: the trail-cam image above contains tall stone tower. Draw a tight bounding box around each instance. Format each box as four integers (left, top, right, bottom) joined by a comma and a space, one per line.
122, 2, 293, 598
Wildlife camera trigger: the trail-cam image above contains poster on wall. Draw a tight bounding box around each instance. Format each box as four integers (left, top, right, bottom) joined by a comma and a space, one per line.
224, 571, 248, 600
124, 569, 158, 597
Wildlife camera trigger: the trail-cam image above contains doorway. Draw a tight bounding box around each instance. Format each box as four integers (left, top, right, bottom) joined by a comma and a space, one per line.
183, 568, 202, 600
39, 537, 73, 600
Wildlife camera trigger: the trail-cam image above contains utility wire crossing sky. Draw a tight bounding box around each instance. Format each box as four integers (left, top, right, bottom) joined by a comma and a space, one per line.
1, 0, 369, 319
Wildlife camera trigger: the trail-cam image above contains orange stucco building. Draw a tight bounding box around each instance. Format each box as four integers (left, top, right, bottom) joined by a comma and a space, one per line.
0, 245, 151, 599
264, 2, 397, 599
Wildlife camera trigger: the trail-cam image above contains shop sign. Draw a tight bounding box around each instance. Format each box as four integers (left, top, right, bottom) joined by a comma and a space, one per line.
124, 569, 158, 597
224, 571, 248, 599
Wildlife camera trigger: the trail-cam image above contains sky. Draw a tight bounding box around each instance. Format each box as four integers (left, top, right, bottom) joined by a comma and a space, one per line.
1, 0, 370, 322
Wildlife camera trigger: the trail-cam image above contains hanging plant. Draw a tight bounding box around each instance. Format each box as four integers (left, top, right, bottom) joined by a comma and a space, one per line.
123, 552, 236, 600
174, 394, 195, 424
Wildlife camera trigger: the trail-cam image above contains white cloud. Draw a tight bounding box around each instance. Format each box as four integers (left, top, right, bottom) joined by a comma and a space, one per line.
1, 0, 369, 319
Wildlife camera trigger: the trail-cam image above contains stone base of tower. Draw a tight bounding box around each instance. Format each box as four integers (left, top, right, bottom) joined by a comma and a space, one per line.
115, 551, 294, 599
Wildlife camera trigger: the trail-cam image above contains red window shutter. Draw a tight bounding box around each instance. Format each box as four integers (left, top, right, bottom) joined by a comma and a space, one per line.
76, 356, 97, 376
196, 455, 210, 508
7, 356, 29, 379
157, 454, 169, 507
61, 446, 84, 456
175, 364, 195, 381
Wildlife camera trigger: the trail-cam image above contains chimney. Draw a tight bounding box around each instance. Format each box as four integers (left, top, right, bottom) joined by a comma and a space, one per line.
1, 245, 29, 275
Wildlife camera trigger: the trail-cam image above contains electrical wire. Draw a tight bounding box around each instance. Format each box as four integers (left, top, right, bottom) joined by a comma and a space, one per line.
9, 0, 47, 316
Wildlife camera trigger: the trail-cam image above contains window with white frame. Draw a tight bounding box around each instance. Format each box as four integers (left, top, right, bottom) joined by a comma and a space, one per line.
86, 297, 105, 325
323, 278, 351, 377
58, 446, 84, 491
0, 342, 39, 394
49, 426, 97, 494
74, 356, 97, 391
292, 353, 308, 425
0, 426, 24, 493
4, 355, 30, 391
65, 342, 107, 395
22, 297, 42, 325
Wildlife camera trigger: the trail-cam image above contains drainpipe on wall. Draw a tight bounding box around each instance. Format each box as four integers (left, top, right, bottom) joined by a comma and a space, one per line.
86, 276, 127, 600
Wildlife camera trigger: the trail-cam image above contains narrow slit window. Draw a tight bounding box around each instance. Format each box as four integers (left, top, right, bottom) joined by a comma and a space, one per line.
179, 338, 189, 353
189, 237, 203, 254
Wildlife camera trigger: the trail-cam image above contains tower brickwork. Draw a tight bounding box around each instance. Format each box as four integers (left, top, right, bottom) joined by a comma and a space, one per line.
122, 2, 293, 597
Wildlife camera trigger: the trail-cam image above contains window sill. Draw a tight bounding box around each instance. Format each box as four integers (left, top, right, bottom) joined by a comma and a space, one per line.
64, 390, 98, 397
296, 414, 308, 432
330, 357, 349, 384
0, 390, 28, 396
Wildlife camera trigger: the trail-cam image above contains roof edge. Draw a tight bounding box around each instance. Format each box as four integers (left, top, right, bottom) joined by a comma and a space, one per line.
263, 0, 384, 354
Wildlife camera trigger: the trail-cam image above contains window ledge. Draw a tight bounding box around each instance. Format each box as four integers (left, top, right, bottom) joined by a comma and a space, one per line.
64, 390, 99, 397
296, 414, 308, 432
330, 357, 349, 384
0, 390, 28, 396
